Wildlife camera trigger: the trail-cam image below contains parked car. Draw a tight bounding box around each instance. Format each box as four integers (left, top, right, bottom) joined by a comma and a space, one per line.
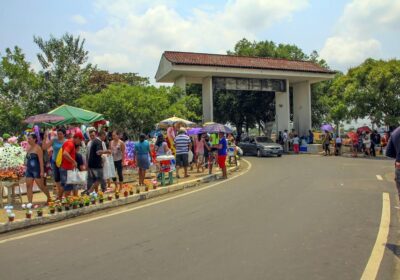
238, 136, 283, 157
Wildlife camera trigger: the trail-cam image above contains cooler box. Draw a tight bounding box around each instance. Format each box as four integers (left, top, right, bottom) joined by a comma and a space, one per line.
299, 146, 308, 152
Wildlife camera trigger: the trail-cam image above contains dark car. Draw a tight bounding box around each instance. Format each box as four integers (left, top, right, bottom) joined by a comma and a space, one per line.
238, 136, 283, 157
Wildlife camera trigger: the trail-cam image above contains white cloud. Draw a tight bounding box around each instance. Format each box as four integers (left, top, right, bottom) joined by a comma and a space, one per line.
320, 0, 400, 71
82, 0, 309, 81
71, 14, 87, 25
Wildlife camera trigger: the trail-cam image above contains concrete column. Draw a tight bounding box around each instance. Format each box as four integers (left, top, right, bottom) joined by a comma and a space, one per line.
174, 76, 186, 92
275, 79, 290, 133
202, 76, 213, 122
292, 81, 312, 137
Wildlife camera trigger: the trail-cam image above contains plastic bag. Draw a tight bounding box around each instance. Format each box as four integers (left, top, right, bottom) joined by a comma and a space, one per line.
103, 156, 116, 179
67, 169, 88, 185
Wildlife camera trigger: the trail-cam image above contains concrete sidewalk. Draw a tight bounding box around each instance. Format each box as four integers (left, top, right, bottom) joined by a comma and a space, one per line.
0, 161, 242, 233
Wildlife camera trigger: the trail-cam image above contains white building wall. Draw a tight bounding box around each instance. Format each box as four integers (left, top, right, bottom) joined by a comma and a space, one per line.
275, 79, 290, 133
202, 76, 213, 122
292, 81, 312, 136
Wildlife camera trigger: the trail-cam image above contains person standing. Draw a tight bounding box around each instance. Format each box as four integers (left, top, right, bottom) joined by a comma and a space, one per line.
283, 130, 289, 153
203, 135, 212, 173
308, 130, 314, 144
322, 130, 331, 156
335, 135, 342, 156
60, 132, 84, 198
135, 133, 151, 186
195, 134, 205, 173
86, 130, 107, 193
293, 134, 300, 154
363, 131, 371, 157
42, 128, 65, 199
25, 134, 51, 203
216, 132, 228, 179
110, 131, 125, 192
174, 128, 191, 178
386, 126, 400, 205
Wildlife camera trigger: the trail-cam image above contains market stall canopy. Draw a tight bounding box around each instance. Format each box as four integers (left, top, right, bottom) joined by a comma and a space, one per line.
48, 105, 104, 125
158, 116, 196, 128
23, 113, 65, 124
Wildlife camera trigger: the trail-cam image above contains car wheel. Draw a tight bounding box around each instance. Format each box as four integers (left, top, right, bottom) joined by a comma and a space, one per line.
257, 149, 262, 157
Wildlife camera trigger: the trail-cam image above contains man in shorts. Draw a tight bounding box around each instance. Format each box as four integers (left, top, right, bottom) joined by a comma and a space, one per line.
174, 128, 191, 178
60, 132, 84, 198
86, 130, 107, 193
386, 127, 400, 206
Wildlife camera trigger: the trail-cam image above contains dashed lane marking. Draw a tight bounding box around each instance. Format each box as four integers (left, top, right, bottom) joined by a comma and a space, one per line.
376, 175, 383, 181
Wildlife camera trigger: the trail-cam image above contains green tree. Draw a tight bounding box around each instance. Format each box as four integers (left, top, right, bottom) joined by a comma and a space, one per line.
34, 33, 93, 110
343, 59, 400, 127
77, 84, 201, 135
0, 46, 42, 133
89, 69, 149, 93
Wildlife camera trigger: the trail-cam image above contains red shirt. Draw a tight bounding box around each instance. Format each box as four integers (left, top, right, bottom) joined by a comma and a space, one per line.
61, 139, 76, 170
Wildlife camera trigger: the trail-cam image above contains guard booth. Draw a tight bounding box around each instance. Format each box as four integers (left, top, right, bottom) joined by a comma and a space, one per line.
155, 51, 335, 136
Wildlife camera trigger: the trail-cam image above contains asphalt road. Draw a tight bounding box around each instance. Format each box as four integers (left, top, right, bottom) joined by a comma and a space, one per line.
0, 155, 399, 280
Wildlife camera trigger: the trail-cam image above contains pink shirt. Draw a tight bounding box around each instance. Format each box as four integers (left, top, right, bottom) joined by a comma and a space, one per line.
195, 138, 204, 154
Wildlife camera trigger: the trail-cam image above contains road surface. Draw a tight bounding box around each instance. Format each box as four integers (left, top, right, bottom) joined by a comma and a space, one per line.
0, 155, 398, 280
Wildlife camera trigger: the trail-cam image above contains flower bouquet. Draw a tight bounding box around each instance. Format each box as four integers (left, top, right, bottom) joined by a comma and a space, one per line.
4, 205, 15, 222
48, 202, 56, 214
22, 203, 33, 219
98, 191, 104, 203
0, 144, 26, 181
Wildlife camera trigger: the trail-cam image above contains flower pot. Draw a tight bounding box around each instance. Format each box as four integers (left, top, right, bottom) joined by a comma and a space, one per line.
153, 185, 157, 190
57, 207, 63, 213
37, 212, 43, 217
107, 196, 112, 201
72, 205, 78, 209
26, 213, 32, 219
124, 192, 129, 197
145, 186, 149, 192
115, 194, 120, 199
91, 200, 96, 205
136, 189, 140, 194
50, 209, 56, 214
129, 191, 134, 195
99, 199, 104, 203
79, 203, 84, 208
8, 216, 15, 222
65, 206, 70, 211
85, 202, 90, 207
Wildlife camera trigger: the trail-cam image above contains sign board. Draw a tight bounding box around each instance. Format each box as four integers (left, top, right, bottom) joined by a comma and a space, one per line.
213, 77, 286, 92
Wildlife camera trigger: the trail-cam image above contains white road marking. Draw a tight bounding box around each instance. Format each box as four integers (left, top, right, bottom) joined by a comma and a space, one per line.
376, 175, 383, 181
360, 192, 390, 280
0, 159, 252, 245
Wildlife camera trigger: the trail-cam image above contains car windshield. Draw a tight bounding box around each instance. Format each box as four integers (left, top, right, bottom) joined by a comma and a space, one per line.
255, 137, 274, 143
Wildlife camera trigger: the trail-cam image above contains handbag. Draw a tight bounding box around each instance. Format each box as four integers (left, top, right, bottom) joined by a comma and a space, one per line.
67, 168, 88, 185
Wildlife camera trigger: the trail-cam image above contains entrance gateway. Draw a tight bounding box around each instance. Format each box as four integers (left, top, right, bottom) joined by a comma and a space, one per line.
155, 51, 335, 136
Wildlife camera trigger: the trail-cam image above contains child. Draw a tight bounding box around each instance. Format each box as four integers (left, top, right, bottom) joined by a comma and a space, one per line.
293, 134, 300, 154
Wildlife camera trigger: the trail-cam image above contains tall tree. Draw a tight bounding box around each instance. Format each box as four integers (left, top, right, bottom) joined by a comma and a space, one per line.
0, 46, 42, 133
34, 33, 93, 110
89, 69, 150, 93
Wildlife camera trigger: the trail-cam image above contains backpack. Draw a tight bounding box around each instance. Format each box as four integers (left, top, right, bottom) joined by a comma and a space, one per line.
55, 148, 63, 168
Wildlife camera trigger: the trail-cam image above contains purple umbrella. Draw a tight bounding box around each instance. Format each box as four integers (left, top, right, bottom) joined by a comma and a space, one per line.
202, 123, 233, 134
187, 127, 203, 136
320, 124, 334, 132
23, 113, 65, 124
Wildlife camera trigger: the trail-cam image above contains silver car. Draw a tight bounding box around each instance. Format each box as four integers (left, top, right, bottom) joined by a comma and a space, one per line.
238, 136, 283, 157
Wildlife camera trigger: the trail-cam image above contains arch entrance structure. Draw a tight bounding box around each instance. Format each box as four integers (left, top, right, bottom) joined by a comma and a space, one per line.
155, 51, 335, 136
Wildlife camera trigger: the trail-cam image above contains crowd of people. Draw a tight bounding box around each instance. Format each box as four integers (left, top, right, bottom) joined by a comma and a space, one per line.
19, 125, 230, 204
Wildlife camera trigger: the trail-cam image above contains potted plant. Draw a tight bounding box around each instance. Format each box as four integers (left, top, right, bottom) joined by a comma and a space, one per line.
136, 188, 140, 194
22, 203, 33, 219
71, 197, 79, 209
35, 205, 43, 217
4, 205, 15, 222
123, 189, 129, 197
79, 197, 84, 208
145, 186, 149, 192
98, 191, 104, 203
129, 186, 134, 195
90, 192, 98, 205
107, 194, 113, 201
48, 202, 56, 214
83, 195, 90, 207
115, 191, 120, 199
55, 200, 63, 213
152, 179, 158, 190
62, 198, 70, 211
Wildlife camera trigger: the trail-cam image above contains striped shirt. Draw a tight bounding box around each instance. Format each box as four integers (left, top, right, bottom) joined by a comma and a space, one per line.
174, 134, 191, 155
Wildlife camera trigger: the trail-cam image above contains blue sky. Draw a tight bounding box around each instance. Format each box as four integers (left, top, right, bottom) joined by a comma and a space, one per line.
1, 0, 399, 82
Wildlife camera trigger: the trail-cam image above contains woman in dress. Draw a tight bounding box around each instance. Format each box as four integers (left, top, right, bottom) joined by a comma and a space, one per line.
26, 134, 51, 203
195, 134, 205, 173
135, 134, 151, 186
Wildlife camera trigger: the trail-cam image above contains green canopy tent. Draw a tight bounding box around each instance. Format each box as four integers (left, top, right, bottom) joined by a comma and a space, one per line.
47, 105, 104, 125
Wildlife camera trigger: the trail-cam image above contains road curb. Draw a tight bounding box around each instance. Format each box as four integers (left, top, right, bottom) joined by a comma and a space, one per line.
0, 164, 240, 234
